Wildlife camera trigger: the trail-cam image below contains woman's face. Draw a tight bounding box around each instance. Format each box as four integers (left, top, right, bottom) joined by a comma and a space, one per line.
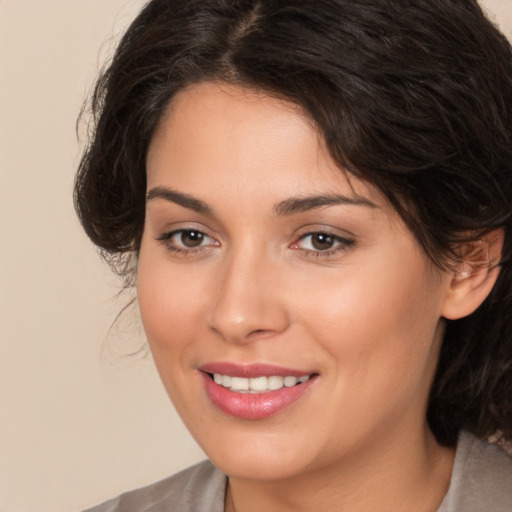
138, 82, 452, 480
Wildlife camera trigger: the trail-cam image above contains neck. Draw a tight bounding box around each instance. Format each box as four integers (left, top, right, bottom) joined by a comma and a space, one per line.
225, 425, 455, 512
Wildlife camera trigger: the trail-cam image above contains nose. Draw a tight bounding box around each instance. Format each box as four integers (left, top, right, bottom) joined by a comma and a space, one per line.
206, 248, 290, 344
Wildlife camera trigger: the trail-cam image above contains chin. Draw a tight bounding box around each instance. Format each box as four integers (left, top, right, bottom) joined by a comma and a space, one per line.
209, 449, 306, 481
189, 421, 321, 481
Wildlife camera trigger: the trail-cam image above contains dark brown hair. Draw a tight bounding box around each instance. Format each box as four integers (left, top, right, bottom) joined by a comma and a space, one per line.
75, 0, 512, 445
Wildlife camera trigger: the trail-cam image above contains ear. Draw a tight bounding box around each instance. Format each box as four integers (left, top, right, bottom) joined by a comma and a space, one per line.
441, 229, 504, 320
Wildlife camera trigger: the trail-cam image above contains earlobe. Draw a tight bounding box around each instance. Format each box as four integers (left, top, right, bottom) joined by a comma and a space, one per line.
441, 229, 504, 320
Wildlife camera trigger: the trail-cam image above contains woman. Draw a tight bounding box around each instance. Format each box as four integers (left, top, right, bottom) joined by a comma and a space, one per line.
75, 0, 512, 510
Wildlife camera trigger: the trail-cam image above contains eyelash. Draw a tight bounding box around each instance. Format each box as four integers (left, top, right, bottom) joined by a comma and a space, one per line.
156, 229, 354, 259
291, 232, 355, 259
156, 229, 218, 257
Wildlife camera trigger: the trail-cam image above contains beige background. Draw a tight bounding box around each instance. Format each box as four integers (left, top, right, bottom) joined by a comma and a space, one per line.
1, 1, 511, 511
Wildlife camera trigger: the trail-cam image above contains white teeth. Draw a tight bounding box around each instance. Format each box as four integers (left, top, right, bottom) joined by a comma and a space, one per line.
212, 373, 311, 393
249, 376, 268, 391
230, 377, 249, 391
283, 376, 298, 387
268, 376, 284, 390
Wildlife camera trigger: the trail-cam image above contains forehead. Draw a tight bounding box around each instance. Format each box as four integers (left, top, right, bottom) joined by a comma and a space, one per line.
147, 81, 385, 206
148, 82, 316, 173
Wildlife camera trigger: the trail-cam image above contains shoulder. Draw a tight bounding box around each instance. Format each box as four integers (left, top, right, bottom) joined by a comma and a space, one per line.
81, 460, 226, 512
438, 431, 512, 512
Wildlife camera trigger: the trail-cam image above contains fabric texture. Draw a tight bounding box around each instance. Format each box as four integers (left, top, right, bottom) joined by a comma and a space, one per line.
82, 460, 225, 512
82, 431, 512, 512
437, 431, 512, 511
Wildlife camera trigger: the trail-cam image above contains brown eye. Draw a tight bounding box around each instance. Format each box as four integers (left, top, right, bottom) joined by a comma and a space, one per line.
311, 233, 335, 250
180, 230, 205, 248
157, 228, 218, 255
291, 231, 354, 257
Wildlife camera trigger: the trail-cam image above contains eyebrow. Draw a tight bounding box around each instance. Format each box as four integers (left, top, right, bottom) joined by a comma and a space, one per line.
146, 187, 214, 216
146, 186, 377, 217
273, 193, 377, 216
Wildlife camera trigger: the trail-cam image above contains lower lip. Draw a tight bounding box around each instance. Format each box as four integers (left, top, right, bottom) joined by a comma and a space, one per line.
201, 373, 317, 420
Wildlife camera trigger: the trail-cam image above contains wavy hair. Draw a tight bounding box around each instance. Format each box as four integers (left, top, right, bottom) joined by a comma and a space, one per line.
75, 0, 512, 445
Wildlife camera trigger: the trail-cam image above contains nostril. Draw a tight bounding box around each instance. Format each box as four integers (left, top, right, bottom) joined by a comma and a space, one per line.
246, 328, 278, 341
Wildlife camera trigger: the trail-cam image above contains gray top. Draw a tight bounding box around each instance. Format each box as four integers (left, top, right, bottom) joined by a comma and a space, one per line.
437, 431, 512, 512
83, 431, 512, 512
83, 460, 225, 512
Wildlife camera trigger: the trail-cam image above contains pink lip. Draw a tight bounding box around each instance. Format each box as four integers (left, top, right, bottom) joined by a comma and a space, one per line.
200, 362, 312, 378
199, 362, 318, 420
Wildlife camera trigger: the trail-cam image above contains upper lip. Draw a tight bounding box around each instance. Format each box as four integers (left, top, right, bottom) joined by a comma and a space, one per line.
199, 362, 314, 378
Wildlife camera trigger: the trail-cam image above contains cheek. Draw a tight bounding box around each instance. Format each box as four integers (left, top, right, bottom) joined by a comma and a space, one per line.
294, 255, 444, 386
293, 267, 444, 444
136, 248, 206, 363
136, 251, 208, 419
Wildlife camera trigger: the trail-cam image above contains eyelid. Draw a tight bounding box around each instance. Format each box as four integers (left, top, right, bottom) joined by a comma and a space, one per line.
292, 232, 353, 248
290, 228, 355, 258
291, 223, 355, 243
156, 227, 220, 255
154, 223, 354, 259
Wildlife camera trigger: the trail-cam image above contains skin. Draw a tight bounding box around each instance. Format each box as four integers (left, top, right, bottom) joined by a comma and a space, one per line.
138, 82, 459, 512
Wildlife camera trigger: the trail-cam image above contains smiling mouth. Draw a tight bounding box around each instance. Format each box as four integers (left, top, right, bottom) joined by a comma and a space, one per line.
201, 367, 318, 419
210, 373, 313, 393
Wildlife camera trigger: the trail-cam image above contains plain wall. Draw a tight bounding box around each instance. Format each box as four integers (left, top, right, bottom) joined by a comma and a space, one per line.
1, 1, 510, 511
